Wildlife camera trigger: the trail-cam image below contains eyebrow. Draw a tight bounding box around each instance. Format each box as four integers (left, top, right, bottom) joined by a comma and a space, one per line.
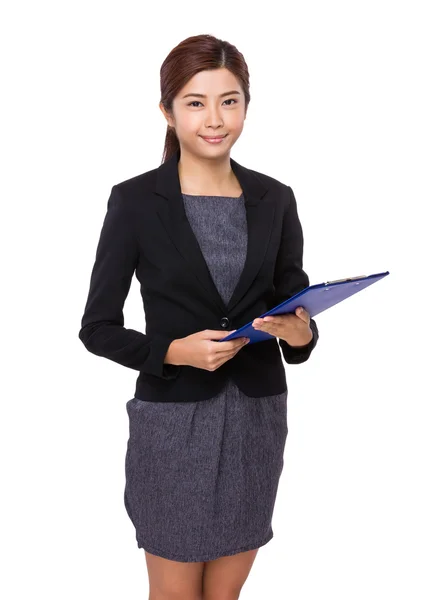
181, 90, 241, 99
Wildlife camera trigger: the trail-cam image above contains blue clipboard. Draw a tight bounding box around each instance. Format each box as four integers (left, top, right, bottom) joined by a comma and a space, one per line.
219, 270, 390, 344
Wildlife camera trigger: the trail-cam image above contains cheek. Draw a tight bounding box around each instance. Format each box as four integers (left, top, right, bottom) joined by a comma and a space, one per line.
176, 113, 202, 134
227, 123, 244, 144
182, 121, 201, 136
228, 112, 245, 131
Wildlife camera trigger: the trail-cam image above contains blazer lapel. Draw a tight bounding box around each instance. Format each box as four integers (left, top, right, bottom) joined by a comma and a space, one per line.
154, 148, 275, 315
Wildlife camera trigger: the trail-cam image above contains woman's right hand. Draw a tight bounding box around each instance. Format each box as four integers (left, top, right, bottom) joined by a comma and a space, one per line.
165, 329, 250, 371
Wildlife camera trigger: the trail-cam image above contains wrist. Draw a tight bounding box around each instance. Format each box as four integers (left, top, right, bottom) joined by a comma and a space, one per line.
283, 327, 313, 348
164, 338, 182, 366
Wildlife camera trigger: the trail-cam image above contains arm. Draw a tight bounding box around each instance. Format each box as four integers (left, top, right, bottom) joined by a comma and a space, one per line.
78, 185, 180, 380
273, 185, 319, 364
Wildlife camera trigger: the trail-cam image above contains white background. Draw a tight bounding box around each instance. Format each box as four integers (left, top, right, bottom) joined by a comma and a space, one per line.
2, 1, 434, 598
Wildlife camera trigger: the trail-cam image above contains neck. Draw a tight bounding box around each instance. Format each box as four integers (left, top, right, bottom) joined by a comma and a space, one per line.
177, 147, 235, 194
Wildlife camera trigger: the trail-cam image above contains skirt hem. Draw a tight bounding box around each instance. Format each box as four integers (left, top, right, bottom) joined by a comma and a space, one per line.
136, 529, 274, 563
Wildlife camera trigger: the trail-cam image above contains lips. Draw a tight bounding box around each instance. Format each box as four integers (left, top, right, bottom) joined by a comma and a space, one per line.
200, 134, 228, 145
201, 135, 227, 140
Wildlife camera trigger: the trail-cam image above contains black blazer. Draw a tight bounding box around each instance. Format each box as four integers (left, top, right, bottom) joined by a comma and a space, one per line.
78, 148, 319, 402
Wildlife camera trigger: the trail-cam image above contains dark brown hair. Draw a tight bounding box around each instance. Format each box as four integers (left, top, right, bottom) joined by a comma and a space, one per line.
159, 34, 251, 164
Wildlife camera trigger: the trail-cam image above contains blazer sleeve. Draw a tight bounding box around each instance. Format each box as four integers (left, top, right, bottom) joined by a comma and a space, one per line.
273, 185, 319, 364
78, 185, 180, 380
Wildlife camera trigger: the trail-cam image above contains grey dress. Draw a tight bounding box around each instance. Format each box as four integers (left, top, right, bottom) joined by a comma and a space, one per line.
123, 193, 289, 562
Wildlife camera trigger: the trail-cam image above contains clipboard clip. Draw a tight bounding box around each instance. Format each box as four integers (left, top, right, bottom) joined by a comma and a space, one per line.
325, 275, 366, 285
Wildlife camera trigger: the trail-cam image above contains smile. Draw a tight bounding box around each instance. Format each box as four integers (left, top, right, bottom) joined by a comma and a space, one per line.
200, 135, 228, 144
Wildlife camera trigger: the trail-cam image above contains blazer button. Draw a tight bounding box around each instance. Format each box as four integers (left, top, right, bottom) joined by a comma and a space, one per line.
220, 317, 229, 328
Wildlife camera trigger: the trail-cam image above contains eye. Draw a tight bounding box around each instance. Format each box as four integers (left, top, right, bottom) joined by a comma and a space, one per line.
187, 99, 238, 107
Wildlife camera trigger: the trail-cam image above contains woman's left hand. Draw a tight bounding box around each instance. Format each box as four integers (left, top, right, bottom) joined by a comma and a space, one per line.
252, 306, 313, 347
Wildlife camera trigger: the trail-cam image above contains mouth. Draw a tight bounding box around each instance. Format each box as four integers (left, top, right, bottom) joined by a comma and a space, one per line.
200, 134, 228, 143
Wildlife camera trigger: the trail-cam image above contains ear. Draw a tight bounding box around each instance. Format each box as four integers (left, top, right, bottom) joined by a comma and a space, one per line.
159, 102, 174, 128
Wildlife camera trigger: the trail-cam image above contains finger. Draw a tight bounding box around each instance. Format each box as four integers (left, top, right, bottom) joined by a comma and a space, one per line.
296, 307, 310, 321
262, 315, 291, 323
253, 316, 284, 328
215, 338, 248, 352
252, 322, 281, 337
208, 329, 237, 340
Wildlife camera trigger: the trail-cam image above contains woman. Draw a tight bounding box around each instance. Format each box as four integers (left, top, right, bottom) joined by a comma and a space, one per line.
79, 34, 319, 599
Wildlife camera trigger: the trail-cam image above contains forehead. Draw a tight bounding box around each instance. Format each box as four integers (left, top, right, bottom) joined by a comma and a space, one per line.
176, 68, 242, 98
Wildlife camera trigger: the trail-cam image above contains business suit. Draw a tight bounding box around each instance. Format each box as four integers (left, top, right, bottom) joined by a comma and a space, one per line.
78, 147, 319, 403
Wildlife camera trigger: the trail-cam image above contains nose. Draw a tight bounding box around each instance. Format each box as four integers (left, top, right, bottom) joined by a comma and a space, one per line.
204, 106, 224, 129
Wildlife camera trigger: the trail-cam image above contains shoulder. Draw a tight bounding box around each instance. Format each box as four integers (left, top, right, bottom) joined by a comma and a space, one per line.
105, 166, 160, 217
242, 164, 295, 210
108, 161, 295, 209
247, 165, 288, 191
111, 166, 158, 198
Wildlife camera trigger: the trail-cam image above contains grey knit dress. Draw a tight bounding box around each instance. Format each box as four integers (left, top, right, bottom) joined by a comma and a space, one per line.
123, 193, 289, 562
